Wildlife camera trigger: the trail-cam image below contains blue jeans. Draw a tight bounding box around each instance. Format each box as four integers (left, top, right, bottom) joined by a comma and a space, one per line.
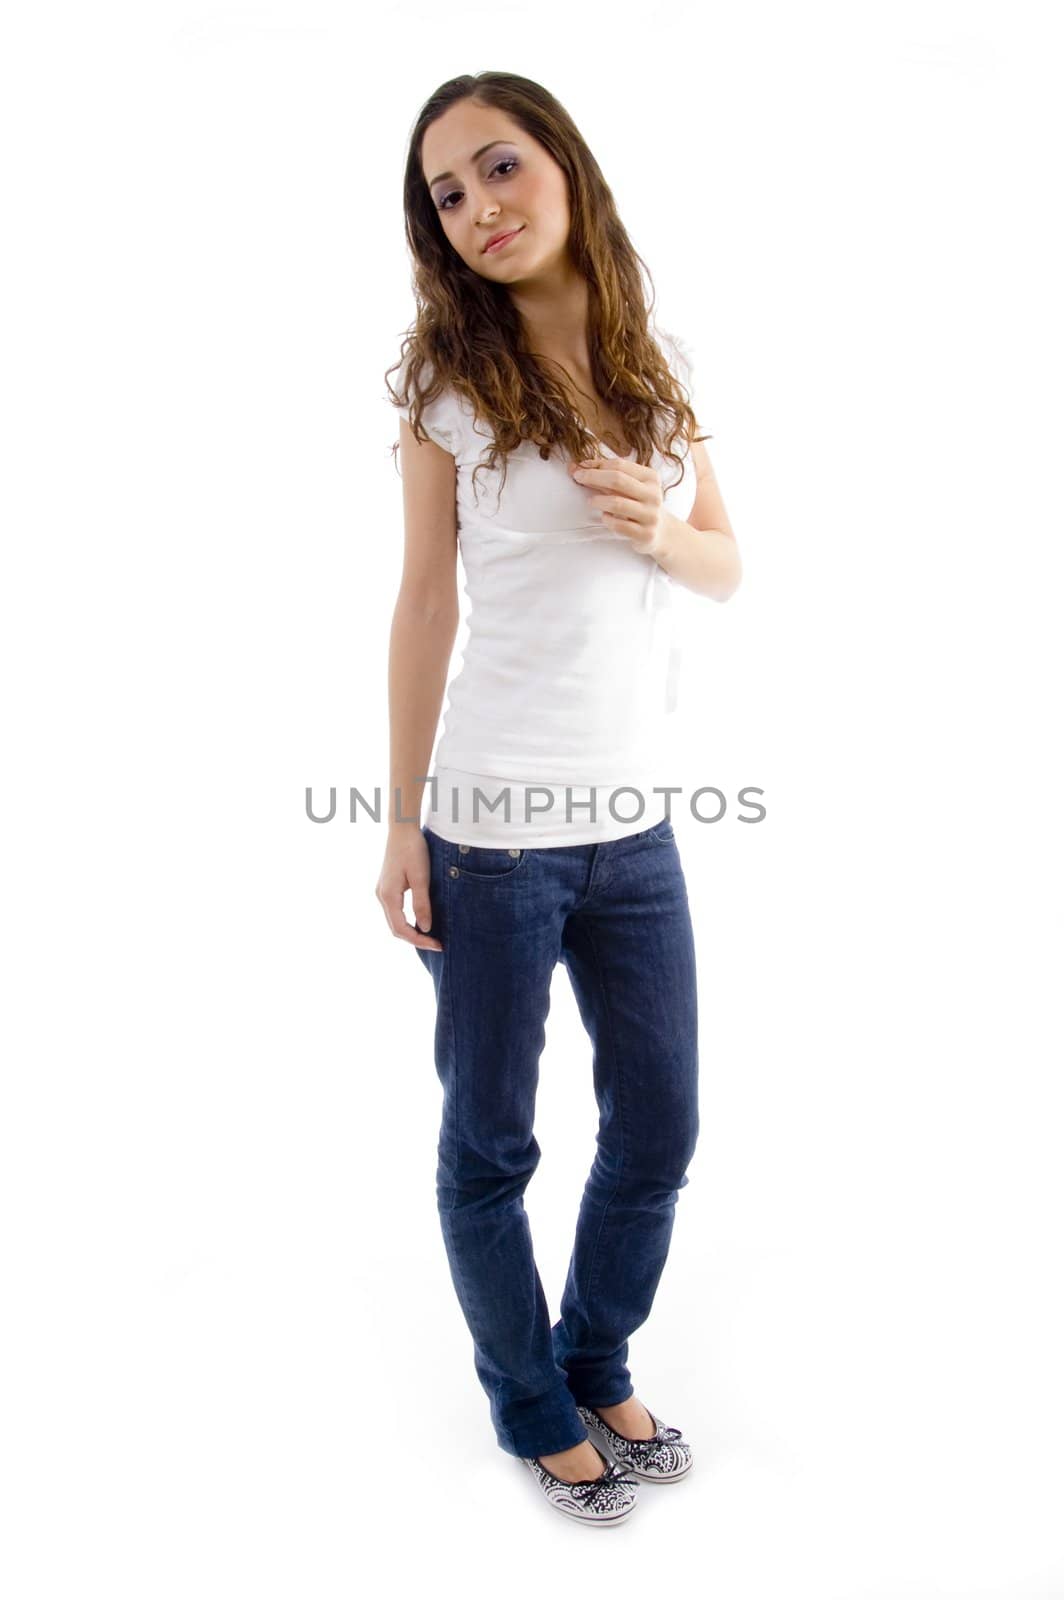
415, 816, 700, 1460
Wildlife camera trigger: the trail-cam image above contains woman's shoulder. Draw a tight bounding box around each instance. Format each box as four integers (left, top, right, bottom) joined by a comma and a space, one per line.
392, 355, 472, 455
655, 326, 697, 398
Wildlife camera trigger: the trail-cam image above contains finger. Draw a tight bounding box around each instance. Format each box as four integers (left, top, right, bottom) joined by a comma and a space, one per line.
397, 917, 444, 952
404, 878, 443, 949
601, 509, 655, 546
411, 887, 436, 938
380, 886, 443, 951
575, 460, 653, 483
596, 494, 652, 522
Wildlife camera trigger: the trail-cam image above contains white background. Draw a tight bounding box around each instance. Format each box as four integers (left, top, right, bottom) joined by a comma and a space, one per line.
2, 1, 1062, 1594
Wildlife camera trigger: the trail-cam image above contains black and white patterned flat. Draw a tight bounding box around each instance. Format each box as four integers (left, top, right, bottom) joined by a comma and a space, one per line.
521, 1445, 640, 1525
575, 1403, 694, 1483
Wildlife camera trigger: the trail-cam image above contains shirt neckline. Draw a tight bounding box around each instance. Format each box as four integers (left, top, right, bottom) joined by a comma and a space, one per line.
593, 435, 637, 462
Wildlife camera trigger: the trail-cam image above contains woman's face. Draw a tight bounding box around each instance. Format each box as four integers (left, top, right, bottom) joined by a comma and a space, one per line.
421, 100, 572, 282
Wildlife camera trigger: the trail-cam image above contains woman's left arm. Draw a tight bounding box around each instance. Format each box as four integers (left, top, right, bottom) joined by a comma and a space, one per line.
570, 437, 742, 601
650, 438, 741, 601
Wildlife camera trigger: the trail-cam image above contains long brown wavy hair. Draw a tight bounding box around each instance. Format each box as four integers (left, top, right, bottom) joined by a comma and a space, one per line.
386, 71, 710, 501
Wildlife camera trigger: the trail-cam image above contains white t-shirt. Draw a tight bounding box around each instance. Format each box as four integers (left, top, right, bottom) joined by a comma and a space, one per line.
394, 330, 701, 847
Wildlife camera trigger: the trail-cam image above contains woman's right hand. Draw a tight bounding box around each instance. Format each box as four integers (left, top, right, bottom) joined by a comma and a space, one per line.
376, 826, 444, 952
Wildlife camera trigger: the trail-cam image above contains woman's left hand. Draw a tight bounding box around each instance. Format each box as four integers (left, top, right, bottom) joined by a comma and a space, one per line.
568, 456, 668, 557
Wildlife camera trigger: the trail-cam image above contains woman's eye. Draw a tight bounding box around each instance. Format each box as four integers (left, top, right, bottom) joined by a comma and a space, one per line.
438, 156, 518, 211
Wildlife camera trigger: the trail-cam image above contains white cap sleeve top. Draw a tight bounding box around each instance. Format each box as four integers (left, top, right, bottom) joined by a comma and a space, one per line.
393, 331, 702, 847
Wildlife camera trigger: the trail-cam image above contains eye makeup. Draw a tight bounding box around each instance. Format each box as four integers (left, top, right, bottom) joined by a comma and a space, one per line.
435, 152, 520, 212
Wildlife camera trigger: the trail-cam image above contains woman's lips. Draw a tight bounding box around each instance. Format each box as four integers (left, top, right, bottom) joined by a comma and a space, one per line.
483, 227, 524, 254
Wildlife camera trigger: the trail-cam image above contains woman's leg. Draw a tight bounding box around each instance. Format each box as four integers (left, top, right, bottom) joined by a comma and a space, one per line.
416, 825, 591, 1460
550, 823, 700, 1406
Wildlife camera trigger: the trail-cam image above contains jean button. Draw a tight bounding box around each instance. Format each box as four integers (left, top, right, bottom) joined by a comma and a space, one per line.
448, 865, 459, 878
458, 844, 470, 854
508, 848, 521, 857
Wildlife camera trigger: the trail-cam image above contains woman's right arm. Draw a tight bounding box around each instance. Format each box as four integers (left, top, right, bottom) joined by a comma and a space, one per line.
375, 417, 459, 952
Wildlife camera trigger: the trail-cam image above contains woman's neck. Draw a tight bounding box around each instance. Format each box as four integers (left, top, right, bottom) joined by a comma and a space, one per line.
511, 261, 592, 376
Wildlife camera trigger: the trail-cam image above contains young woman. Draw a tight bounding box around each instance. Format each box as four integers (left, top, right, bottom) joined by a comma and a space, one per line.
377, 72, 741, 1527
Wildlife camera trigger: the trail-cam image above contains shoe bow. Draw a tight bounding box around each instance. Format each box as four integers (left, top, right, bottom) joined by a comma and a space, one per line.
612, 1423, 684, 1462
570, 1458, 639, 1503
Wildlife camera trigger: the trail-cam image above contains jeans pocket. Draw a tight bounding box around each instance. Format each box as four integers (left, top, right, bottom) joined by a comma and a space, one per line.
453, 842, 529, 880
649, 817, 676, 845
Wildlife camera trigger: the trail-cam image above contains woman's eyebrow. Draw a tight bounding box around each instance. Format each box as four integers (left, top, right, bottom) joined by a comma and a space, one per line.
427, 139, 512, 189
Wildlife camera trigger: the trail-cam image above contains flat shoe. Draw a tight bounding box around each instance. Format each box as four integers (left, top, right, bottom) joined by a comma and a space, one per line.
575, 1403, 694, 1483
520, 1444, 640, 1525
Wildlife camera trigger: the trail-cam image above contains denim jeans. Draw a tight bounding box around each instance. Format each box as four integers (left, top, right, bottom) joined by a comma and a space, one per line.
415, 815, 700, 1460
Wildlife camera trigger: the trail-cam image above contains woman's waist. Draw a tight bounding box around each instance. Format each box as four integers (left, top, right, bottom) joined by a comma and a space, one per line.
427, 764, 670, 838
